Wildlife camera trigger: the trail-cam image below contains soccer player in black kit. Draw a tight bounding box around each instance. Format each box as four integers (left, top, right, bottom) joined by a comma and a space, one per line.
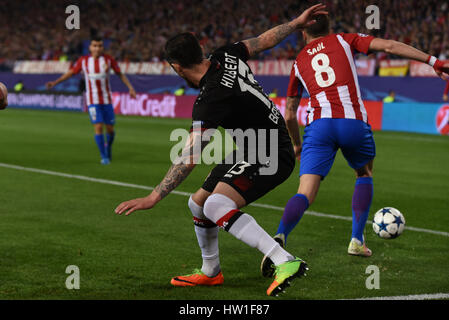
115, 4, 327, 296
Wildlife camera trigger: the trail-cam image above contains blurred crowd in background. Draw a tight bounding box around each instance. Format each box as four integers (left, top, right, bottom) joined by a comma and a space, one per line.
1, 0, 448, 68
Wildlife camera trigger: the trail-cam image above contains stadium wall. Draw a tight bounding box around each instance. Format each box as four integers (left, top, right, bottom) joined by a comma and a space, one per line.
382, 102, 449, 135
2, 72, 449, 136
6, 90, 449, 136
0, 72, 448, 103
112, 96, 448, 136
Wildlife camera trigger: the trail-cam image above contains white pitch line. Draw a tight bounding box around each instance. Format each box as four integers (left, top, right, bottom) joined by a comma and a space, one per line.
1, 162, 448, 238
349, 293, 449, 300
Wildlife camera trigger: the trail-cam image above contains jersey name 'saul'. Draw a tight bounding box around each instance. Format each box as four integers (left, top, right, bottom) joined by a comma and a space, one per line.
220, 52, 238, 88
307, 42, 325, 55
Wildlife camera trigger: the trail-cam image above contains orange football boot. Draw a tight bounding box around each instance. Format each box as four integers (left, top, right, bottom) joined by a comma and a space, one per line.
170, 269, 224, 287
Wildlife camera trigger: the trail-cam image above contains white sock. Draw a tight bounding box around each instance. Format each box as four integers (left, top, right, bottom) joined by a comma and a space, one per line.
203, 194, 294, 266
227, 213, 294, 266
188, 196, 220, 277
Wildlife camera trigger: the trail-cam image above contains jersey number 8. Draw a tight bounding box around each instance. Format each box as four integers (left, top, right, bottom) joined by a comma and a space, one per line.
311, 53, 336, 88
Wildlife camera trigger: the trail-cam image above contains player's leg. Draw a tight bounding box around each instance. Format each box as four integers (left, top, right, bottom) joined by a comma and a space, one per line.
171, 167, 226, 287
103, 104, 116, 161
88, 104, 109, 164
261, 173, 322, 278
204, 182, 307, 296
201, 154, 308, 296
94, 123, 109, 164
171, 187, 225, 287
204, 182, 295, 265
347, 160, 374, 256
275, 174, 321, 246
351, 160, 374, 242
275, 119, 337, 245
339, 119, 376, 256
189, 188, 221, 278
105, 124, 115, 160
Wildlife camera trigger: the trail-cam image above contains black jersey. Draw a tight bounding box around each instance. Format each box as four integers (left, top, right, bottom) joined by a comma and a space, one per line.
191, 42, 293, 161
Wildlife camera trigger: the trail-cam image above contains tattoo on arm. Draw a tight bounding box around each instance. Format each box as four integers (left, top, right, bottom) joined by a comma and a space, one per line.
244, 22, 295, 57
154, 131, 211, 199
154, 162, 194, 199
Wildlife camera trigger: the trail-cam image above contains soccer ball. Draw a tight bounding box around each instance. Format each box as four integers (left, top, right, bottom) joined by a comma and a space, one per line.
372, 207, 405, 239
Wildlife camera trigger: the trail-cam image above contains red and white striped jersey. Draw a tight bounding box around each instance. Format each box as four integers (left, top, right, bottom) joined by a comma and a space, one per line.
287, 33, 374, 125
71, 54, 121, 106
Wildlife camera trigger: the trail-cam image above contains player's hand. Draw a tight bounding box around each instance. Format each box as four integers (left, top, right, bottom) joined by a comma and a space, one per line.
433, 61, 449, 81
294, 3, 328, 29
129, 88, 137, 99
115, 192, 161, 216
294, 144, 302, 162
443, 94, 448, 102
46, 81, 56, 90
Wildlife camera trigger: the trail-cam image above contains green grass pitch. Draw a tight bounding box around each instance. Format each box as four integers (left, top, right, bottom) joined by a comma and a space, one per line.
0, 108, 448, 300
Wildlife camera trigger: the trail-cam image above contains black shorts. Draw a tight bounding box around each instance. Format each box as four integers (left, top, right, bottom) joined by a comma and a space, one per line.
202, 147, 295, 204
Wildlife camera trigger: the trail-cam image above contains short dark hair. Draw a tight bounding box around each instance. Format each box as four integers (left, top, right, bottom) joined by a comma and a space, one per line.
305, 14, 330, 38
90, 36, 103, 43
165, 33, 203, 68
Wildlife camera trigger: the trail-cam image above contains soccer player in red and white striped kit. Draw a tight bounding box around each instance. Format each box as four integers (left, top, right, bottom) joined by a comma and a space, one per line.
261, 14, 449, 276
47, 37, 136, 164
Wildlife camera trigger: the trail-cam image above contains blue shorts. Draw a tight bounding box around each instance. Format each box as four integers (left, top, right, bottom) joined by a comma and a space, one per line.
87, 104, 115, 125
300, 118, 376, 178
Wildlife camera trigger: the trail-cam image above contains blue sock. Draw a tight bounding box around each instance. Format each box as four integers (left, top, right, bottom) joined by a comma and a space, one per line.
106, 131, 115, 159
94, 134, 107, 159
351, 177, 373, 243
276, 194, 309, 244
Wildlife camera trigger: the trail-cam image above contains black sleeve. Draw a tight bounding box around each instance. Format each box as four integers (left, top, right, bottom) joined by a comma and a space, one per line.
189, 118, 218, 133
191, 103, 225, 132
191, 95, 235, 135
214, 42, 250, 62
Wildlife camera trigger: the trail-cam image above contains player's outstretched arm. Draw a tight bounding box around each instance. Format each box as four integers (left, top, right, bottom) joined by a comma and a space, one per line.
45, 70, 75, 89
369, 38, 449, 80
284, 96, 302, 160
115, 130, 211, 216
117, 72, 137, 98
242, 3, 327, 58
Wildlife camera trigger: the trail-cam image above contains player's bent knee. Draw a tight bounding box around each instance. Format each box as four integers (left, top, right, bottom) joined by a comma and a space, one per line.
356, 172, 373, 178
191, 188, 210, 207
203, 193, 239, 227
94, 124, 104, 134
297, 187, 318, 205
355, 166, 373, 178
105, 125, 115, 134
355, 160, 374, 178
188, 195, 217, 228
188, 196, 205, 218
